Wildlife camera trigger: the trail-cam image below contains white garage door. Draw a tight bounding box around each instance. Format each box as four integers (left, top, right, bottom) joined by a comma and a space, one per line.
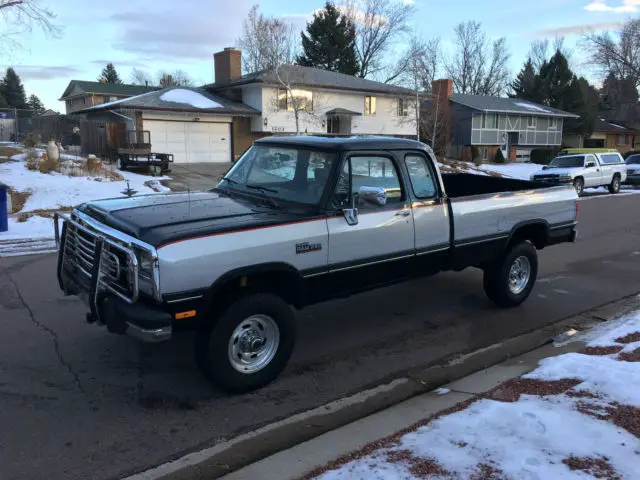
515, 148, 532, 163
145, 120, 231, 163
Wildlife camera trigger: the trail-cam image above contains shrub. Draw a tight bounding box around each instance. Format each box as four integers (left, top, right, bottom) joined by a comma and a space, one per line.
86, 156, 102, 173
470, 146, 482, 166
25, 149, 39, 170
494, 148, 506, 164
530, 148, 560, 165
39, 152, 60, 174
22, 132, 41, 148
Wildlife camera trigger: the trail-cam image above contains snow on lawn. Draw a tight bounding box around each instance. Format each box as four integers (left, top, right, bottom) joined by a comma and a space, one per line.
479, 162, 541, 180
1, 161, 169, 212
313, 313, 640, 480
159, 89, 223, 109
1, 216, 60, 241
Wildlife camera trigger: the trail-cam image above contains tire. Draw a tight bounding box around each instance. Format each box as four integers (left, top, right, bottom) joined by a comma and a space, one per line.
150, 165, 161, 176
608, 175, 621, 194
116, 157, 126, 171
483, 242, 538, 308
573, 177, 584, 197
195, 293, 296, 394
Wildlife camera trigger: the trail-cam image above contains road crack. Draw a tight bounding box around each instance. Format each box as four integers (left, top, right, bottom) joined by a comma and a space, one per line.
6, 272, 87, 397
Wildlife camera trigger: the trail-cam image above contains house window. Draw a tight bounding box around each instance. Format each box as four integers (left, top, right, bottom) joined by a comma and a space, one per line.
397, 98, 408, 117
549, 117, 558, 129
365, 96, 376, 116
482, 113, 497, 129
277, 89, 313, 112
528, 116, 537, 128
617, 134, 627, 145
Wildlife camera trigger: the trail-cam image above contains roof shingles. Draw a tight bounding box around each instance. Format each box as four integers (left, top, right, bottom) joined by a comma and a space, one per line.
450, 94, 579, 118
60, 80, 160, 100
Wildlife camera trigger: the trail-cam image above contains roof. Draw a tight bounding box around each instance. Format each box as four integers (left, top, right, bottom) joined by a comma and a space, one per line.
592, 118, 639, 134
207, 65, 414, 96
59, 80, 160, 100
74, 87, 259, 116
256, 135, 427, 151
450, 94, 579, 118
599, 104, 640, 127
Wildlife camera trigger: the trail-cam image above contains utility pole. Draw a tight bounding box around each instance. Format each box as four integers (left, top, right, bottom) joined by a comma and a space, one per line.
14, 107, 18, 140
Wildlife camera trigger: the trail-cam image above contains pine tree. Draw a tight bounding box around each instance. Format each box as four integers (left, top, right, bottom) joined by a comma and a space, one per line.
297, 2, 360, 75
27, 94, 45, 115
538, 50, 573, 109
600, 72, 639, 110
509, 59, 543, 103
98, 63, 122, 84
0, 68, 28, 110
0, 92, 8, 109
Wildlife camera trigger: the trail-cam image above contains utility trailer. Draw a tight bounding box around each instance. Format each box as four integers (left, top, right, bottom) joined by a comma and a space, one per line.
115, 130, 173, 175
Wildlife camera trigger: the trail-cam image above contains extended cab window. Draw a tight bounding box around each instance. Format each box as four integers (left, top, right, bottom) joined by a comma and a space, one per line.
599, 153, 623, 165
333, 156, 402, 210
404, 154, 437, 198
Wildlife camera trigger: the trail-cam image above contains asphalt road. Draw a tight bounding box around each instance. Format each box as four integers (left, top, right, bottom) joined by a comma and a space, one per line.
1, 192, 640, 480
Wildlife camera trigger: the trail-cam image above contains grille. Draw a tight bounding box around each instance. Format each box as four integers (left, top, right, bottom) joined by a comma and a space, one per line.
533, 174, 559, 182
63, 217, 137, 302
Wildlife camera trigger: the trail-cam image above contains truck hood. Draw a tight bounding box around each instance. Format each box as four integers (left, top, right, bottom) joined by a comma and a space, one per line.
76, 191, 317, 248
531, 167, 583, 177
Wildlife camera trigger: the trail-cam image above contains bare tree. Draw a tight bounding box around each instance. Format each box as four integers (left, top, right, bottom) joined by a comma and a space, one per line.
236, 5, 298, 74
529, 36, 573, 71
130, 68, 153, 86
0, 0, 60, 54
445, 21, 510, 96
158, 70, 193, 88
583, 18, 640, 87
272, 65, 318, 136
341, 0, 414, 79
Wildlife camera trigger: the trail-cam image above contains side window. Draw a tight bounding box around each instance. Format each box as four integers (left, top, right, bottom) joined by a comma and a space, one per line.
332, 156, 403, 210
405, 154, 437, 198
585, 155, 596, 166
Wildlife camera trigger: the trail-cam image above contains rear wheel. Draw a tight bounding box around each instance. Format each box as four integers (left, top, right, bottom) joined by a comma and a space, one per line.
483, 242, 538, 308
573, 177, 584, 197
195, 293, 296, 393
150, 165, 162, 176
608, 175, 621, 194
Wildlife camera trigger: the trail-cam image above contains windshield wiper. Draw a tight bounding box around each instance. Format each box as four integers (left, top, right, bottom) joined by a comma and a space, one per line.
246, 184, 280, 208
220, 176, 238, 185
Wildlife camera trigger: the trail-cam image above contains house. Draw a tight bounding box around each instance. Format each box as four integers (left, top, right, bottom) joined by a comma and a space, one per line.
59, 80, 159, 114
425, 79, 579, 162
69, 47, 417, 164
563, 118, 639, 154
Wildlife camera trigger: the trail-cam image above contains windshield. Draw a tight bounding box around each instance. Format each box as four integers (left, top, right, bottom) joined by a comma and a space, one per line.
626, 155, 640, 165
218, 144, 337, 206
548, 155, 585, 168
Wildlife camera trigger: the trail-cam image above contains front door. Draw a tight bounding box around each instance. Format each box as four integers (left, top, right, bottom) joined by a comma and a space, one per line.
583, 154, 601, 187
326, 153, 415, 293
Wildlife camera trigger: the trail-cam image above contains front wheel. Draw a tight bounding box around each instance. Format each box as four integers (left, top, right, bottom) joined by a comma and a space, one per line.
483, 242, 538, 308
573, 178, 584, 197
608, 175, 621, 194
195, 293, 296, 393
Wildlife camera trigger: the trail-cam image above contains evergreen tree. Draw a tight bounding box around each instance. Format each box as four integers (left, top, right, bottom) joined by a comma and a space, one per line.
600, 72, 639, 110
0, 68, 28, 110
509, 58, 543, 103
98, 63, 122, 84
27, 94, 45, 115
297, 2, 359, 75
0, 92, 8, 109
538, 50, 573, 109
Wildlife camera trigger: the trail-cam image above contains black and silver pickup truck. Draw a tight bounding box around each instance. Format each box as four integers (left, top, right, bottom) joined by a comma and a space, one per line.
55, 136, 578, 393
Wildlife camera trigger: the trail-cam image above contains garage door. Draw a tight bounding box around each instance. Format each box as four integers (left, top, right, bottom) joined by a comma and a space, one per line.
515, 148, 531, 163
145, 120, 231, 163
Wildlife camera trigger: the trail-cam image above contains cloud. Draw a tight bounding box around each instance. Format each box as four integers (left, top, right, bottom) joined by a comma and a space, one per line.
90, 59, 150, 70
585, 0, 640, 12
8, 65, 82, 80
534, 20, 624, 36
109, 0, 251, 61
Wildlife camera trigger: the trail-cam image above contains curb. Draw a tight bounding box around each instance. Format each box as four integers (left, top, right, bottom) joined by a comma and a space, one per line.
122, 293, 640, 480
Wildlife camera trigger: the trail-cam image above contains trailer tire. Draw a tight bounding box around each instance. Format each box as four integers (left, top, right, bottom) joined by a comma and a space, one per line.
483, 242, 538, 308
116, 157, 126, 171
195, 293, 296, 393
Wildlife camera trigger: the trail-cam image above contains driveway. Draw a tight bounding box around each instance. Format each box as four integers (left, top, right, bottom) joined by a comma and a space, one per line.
162, 162, 232, 192
1, 194, 640, 480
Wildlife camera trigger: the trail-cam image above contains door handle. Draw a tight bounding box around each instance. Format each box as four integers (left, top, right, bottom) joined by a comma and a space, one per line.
395, 210, 411, 217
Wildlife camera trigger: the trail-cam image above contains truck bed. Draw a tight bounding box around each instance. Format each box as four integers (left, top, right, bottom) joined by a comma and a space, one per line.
441, 173, 544, 198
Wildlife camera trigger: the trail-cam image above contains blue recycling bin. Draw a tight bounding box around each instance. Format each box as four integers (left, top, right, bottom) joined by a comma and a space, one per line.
0, 183, 8, 232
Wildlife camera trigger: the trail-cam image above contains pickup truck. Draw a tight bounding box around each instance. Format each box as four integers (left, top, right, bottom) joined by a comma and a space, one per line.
55, 137, 578, 393
529, 151, 627, 197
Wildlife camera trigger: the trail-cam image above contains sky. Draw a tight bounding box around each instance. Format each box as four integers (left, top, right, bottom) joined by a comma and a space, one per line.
0, 0, 638, 110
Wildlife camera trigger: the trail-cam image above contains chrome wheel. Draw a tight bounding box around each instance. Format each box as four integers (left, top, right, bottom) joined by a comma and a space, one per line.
228, 315, 280, 374
508, 256, 531, 295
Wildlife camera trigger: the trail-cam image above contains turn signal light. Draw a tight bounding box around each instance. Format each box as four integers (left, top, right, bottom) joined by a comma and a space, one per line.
175, 310, 196, 320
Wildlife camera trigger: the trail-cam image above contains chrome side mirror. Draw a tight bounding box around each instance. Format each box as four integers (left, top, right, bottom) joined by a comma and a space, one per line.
342, 193, 359, 226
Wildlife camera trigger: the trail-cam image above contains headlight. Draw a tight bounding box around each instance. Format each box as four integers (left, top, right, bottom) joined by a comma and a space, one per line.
558, 174, 572, 182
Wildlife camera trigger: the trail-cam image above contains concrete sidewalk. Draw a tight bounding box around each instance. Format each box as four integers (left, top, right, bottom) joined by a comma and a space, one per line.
162, 163, 231, 192
221, 337, 591, 480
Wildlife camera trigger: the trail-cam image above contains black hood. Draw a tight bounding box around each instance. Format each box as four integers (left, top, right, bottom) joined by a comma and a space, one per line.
77, 191, 318, 247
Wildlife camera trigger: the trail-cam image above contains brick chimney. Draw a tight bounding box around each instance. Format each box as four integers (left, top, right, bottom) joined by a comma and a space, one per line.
431, 79, 453, 100
214, 47, 242, 84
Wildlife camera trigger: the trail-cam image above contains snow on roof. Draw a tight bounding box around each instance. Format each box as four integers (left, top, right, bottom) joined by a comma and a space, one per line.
159, 89, 222, 109
83, 89, 159, 111
514, 102, 551, 113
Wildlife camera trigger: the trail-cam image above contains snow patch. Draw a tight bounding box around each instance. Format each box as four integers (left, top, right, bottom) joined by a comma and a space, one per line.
514, 102, 552, 113
159, 89, 222, 109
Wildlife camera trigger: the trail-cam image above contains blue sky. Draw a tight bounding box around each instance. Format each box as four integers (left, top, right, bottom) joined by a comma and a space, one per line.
0, 0, 637, 110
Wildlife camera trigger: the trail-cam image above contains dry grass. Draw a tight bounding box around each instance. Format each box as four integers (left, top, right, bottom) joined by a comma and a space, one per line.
17, 208, 73, 223
484, 378, 581, 403
25, 149, 39, 171
7, 188, 31, 214
582, 346, 624, 356
0, 145, 21, 158
617, 348, 640, 362
615, 332, 640, 344
562, 456, 621, 479
38, 153, 59, 174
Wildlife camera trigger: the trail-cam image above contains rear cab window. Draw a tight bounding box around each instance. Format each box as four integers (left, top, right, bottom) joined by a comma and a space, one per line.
598, 153, 624, 165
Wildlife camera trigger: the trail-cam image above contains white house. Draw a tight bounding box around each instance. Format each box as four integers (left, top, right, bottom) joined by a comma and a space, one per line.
71, 48, 418, 164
